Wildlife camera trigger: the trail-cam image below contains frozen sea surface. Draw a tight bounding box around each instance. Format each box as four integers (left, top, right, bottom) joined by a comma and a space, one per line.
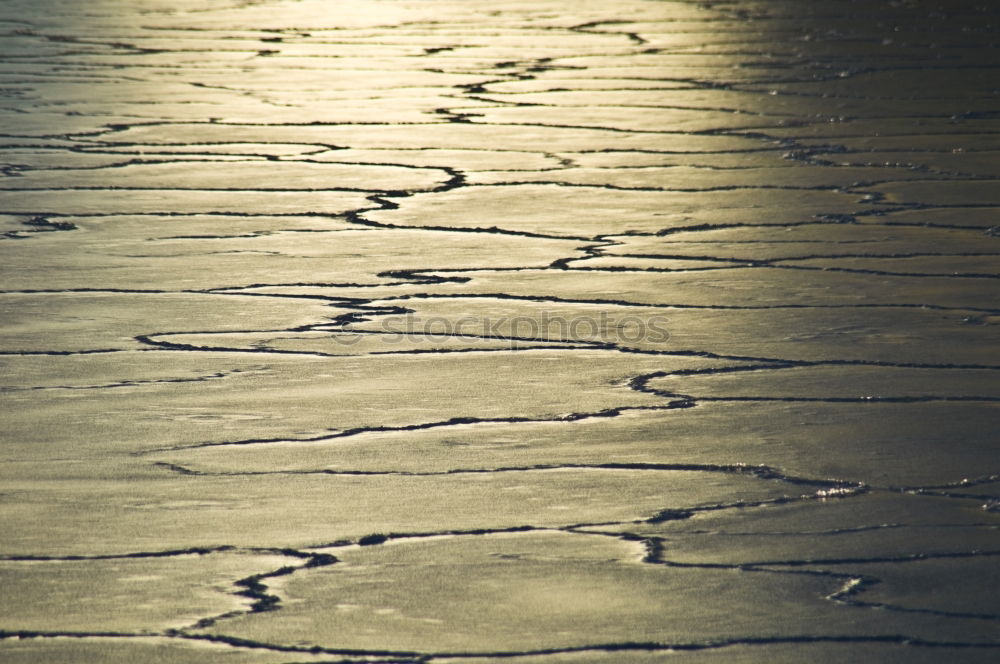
1, 0, 999, 662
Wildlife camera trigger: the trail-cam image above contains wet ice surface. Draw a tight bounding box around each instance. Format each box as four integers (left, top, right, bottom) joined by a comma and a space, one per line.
1, 0, 999, 662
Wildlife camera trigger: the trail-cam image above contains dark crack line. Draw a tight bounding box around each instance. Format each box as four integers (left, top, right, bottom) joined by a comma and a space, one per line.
137, 406, 685, 455
150, 461, 853, 489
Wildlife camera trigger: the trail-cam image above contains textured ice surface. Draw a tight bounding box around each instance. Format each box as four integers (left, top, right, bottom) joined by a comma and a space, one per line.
2, 0, 999, 661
